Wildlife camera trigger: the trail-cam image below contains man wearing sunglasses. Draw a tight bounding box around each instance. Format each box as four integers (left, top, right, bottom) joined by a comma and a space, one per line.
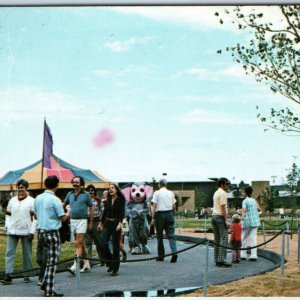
64, 176, 94, 275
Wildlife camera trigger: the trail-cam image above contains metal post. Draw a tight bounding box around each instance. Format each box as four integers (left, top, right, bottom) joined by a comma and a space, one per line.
286, 220, 290, 256
262, 221, 267, 249
75, 255, 81, 296
203, 240, 209, 297
298, 226, 300, 265
280, 231, 285, 278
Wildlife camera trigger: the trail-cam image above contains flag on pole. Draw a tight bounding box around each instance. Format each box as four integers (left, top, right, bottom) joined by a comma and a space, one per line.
43, 122, 53, 169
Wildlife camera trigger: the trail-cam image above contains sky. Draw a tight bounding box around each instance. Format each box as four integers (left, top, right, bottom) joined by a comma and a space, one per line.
0, 5, 299, 185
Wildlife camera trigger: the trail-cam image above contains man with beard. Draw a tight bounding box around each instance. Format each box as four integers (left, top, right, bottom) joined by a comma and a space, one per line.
64, 176, 94, 275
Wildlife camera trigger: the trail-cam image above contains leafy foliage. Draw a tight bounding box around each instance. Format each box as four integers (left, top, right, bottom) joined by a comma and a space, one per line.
286, 157, 300, 192
216, 6, 300, 134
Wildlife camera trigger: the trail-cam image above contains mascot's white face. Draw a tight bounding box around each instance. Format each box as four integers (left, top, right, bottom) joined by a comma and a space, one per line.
130, 184, 146, 203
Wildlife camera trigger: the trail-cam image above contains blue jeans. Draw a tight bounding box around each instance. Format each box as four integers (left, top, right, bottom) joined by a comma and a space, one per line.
5, 235, 33, 276
155, 210, 177, 258
100, 220, 121, 272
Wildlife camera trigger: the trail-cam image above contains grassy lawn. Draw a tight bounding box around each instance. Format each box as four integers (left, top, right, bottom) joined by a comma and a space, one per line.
175, 217, 299, 231
0, 234, 80, 271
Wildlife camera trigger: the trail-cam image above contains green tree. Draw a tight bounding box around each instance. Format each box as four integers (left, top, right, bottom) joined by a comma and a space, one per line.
216, 6, 300, 134
286, 157, 300, 193
262, 187, 275, 213
194, 188, 207, 210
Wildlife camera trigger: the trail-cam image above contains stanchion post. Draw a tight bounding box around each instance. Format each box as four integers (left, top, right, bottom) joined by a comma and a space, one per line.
262, 221, 267, 249
75, 255, 81, 296
298, 225, 300, 265
280, 231, 285, 278
203, 240, 209, 297
286, 220, 290, 256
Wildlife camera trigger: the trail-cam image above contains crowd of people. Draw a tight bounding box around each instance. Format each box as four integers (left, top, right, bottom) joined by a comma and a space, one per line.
0, 176, 178, 297
0, 175, 263, 296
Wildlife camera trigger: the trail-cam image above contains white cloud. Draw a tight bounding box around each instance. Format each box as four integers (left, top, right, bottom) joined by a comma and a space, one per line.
110, 6, 284, 33
104, 36, 155, 53
177, 108, 256, 125
93, 70, 113, 77
178, 65, 248, 82
0, 86, 103, 122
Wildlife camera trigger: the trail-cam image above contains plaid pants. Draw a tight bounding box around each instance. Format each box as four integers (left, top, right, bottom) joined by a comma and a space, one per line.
212, 215, 228, 263
41, 231, 61, 296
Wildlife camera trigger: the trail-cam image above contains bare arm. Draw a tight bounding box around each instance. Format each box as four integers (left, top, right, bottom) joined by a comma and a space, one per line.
221, 204, 230, 227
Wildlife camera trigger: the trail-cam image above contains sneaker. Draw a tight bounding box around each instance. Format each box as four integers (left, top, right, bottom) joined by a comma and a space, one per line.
24, 276, 31, 283
1, 275, 13, 285
37, 280, 43, 286
80, 265, 91, 273
67, 266, 76, 276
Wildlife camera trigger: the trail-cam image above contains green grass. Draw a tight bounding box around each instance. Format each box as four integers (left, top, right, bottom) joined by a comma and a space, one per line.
175, 217, 299, 231
0, 235, 83, 272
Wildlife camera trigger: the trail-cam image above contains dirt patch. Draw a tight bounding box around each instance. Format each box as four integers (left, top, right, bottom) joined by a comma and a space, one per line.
176, 228, 300, 297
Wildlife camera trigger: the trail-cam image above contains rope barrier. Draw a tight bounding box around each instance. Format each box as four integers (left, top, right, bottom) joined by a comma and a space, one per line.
209, 230, 283, 251
81, 239, 208, 264
262, 220, 287, 227
0, 228, 290, 280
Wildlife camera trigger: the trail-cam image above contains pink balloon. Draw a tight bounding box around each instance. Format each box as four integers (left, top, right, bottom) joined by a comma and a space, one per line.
93, 128, 114, 148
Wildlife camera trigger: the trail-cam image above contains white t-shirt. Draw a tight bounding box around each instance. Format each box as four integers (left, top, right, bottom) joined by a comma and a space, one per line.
152, 187, 176, 211
212, 188, 228, 216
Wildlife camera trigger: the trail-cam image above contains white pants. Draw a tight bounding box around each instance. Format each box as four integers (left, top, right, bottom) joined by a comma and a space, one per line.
241, 226, 258, 259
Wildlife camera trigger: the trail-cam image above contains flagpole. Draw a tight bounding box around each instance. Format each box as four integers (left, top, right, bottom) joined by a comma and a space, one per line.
41, 118, 46, 189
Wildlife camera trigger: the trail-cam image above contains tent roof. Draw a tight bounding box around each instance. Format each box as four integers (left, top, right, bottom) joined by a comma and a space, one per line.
0, 154, 110, 190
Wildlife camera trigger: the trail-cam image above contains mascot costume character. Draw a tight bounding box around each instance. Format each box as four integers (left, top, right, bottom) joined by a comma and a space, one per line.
122, 182, 153, 254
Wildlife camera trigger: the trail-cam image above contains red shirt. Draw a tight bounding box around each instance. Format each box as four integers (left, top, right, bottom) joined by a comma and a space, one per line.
230, 222, 242, 241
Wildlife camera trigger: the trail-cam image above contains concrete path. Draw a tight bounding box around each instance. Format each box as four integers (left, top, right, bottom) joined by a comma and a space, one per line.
0, 237, 278, 297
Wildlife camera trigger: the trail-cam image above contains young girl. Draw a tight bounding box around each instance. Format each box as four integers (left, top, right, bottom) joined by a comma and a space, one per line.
230, 214, 242, 263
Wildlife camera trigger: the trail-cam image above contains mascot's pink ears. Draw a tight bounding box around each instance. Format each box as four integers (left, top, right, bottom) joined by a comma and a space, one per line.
121, 184, 154, 202
145, 185, 153, 199
122, 187, 132, 202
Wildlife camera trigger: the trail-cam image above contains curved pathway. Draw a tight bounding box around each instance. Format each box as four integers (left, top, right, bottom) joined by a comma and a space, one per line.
0, 236, 280, 297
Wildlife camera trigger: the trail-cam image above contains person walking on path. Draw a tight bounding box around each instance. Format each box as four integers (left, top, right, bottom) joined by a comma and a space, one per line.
82, 184, 102, 272
34, 175, 69, 297
230, 214, 242, 263
64, 176, 94, 275
240, 186, 261, 261
99, 183, 125, 276
211, 177, 232, 267
151, 178, 178, 263
1, 179, 37, 285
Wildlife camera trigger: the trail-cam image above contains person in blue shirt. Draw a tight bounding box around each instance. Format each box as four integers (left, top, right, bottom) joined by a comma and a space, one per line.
63, 176, 94, 274
240, 186, 261, 261
34, 175, 68, 297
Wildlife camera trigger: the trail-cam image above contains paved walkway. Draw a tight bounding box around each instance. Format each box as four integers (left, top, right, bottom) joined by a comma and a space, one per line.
0, 236, 279, 297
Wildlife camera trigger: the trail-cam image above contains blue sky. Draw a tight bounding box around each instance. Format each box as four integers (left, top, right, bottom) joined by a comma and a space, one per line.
0, 6, 299, 185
